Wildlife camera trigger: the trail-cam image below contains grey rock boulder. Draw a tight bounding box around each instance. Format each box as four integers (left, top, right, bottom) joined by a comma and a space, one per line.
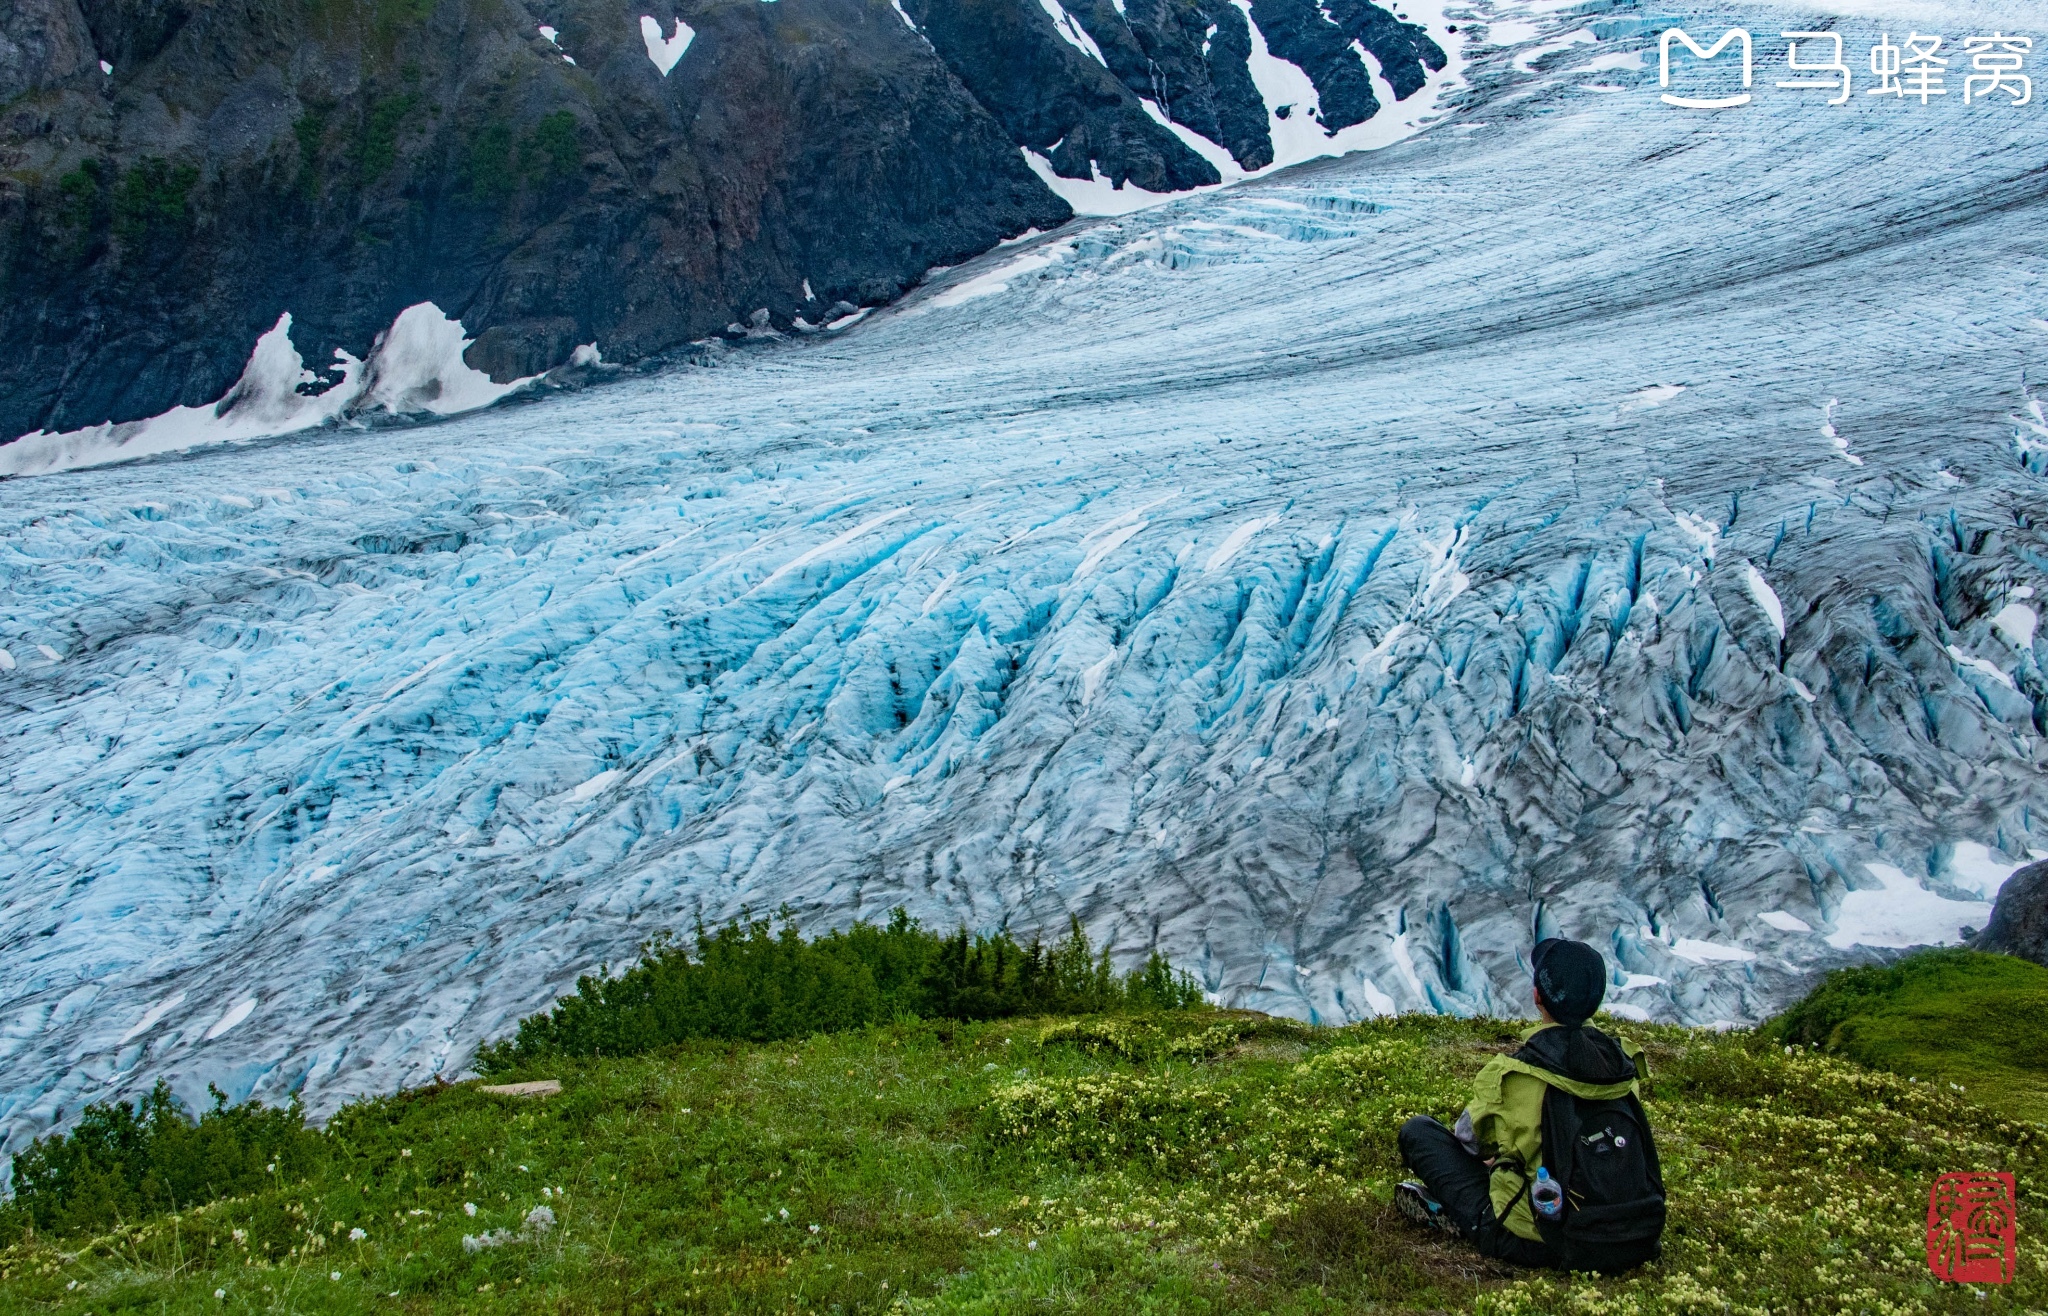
1973, 861, 2048, 967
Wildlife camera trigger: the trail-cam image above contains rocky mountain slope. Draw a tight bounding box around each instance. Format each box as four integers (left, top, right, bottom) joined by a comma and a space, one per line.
0, 0, 1444, 447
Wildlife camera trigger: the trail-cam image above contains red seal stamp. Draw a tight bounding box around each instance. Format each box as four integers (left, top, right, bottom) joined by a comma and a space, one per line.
1926, 1171, 2017, 1284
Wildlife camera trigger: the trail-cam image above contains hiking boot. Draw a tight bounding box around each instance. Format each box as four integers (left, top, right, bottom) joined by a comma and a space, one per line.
1394, 1181, 1460, 1236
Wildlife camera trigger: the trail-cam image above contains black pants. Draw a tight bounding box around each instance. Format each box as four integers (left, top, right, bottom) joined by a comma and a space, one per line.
1398, 1115, 1556, 1268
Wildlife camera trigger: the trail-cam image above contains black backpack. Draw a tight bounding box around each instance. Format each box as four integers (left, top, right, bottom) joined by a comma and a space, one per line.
1526, 1084, 1666, 1274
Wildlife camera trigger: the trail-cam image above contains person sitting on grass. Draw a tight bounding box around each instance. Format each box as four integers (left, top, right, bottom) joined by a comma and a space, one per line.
1394, 938, 1666, 1274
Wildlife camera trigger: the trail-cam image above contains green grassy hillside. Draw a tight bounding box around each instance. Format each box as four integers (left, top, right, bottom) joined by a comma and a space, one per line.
2, 1009, 2042, 1314
1765, 948, 2048, 1123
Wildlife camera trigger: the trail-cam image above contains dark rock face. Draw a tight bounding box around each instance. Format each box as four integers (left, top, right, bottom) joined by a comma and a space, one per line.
0, 0, 1070, 441
0, 0, 97, 106
0, 0, 1443, 444
1974, 860, 2048, 967
903, 0, 1218, 191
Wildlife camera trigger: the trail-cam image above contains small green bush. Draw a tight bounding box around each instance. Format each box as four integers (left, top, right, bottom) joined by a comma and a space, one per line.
111, 158, 198, 243
520, 109, 581, 182
475, 911, 1206, 1073
462, 119, 515, 200
357, 93, 420, 183
4, 1082, 321, 1239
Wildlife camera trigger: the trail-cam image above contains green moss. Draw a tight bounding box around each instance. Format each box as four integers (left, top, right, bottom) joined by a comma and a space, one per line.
520, 109, 581, 182
301, 0, 435, 44
52, 159, 108, 255
1765, 947, 2048, 1121
355, 92, 420, 184
110, 157, 199, 243
293, 107, 330, 199
462, 118, 515, 200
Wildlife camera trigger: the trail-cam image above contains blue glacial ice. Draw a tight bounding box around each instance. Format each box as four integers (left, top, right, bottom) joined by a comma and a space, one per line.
4, 0, 2048, 1153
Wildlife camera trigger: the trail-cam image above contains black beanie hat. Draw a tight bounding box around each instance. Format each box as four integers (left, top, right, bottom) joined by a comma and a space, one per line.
1532, 938, 1606, 1027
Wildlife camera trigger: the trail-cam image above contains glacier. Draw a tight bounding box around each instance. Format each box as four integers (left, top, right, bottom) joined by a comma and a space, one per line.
5, 0, 2048, 1156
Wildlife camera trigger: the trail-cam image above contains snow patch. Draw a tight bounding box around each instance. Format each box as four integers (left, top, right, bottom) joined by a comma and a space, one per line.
1821, 398, 1863, 466
1617, 973, 1666, 989
1946, 644, 2016, 691
1944, 841, 2026, 899
566, 769, 623, 805
1356, 975, 1398, 1016
1757, 910, 1812, 932
1419, 525, 1470, 611
757, 507, 911, 589
1515, 27, 1597, 72
1038, 0, 1108, 65
1992, 602, 2037, 650
1205, 515, 1279, 572
1235, 0, 1332, 168
640, 16, 694, 74
1673, 511, 1719, 562
1075, 521, 1148, 579
1080, 651, 1117, 706
360, 305, 536, 418
1742, 562, 1784, 638
1581, 49, 1646, 73
928, 240, 1072, 308
1387, 925, 1426, 1005
203, 998, 257, 1041
1620, 383, 1685, 413
0, 649, 13, 672
2, 306, 539, 479
1668, 938, 1757, 964
1022, 150, 1183, 217
1826, 863, 1991, 950
119, 991, 188, 1044
1604, 1001, 1652, 1021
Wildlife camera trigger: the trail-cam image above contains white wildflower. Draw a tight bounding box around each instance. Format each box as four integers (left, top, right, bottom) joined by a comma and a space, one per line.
808, 1224, 820, 1234
348, 1227, 366, 1242
524, 1205, 555, 1232
462, 1229, 515, 1253
329, 1271, 341, 1281
463, 1202, 477, 1217
778, 1207, 789, 1220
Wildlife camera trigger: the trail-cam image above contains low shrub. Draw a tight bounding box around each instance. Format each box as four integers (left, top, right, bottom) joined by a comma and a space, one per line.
475, 910, 1205, 1072
3, 1082, 320, 1240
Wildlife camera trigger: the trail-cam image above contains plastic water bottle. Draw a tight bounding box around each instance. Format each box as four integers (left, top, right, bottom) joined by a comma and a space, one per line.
1531, 1166, 1565, 1221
